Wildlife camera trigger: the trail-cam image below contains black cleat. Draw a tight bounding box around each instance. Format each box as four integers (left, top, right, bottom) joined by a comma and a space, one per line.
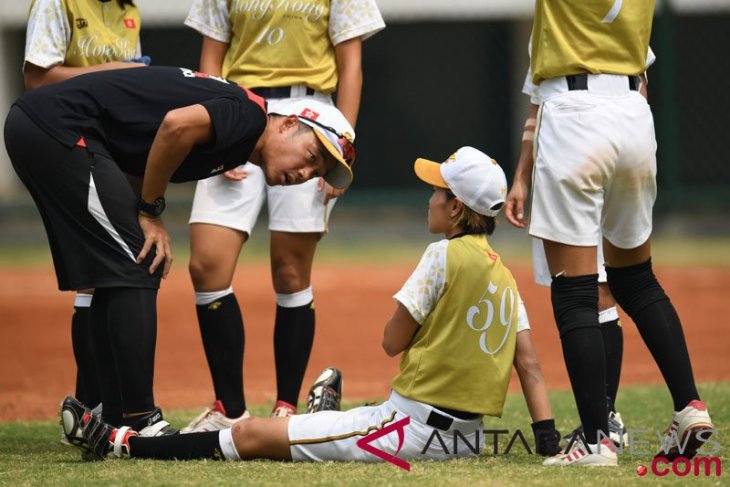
306, 367, 343, 413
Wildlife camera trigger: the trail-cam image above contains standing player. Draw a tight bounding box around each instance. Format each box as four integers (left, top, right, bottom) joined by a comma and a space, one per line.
182, 0, 385, 430
60, 146, 562, 462
521, 46, 655, 448
506, 0, 713, 466
4, 67, 355, 445
518, 59, 650, 445
23, 0, 148, 412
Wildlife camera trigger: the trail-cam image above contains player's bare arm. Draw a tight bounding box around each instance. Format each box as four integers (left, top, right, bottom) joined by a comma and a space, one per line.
505, 103, 539, 228
317, 37, 364, 203
382, 303, 420, 357
514, 331, 553, 421
23, 61, 147, 91
137, 104, 214, 277
334, 37, 363, 128
198, 36, 247, 182
199, 36, 228, 76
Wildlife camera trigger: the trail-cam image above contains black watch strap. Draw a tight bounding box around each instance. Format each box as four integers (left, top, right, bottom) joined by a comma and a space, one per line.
138, 196, 166, 217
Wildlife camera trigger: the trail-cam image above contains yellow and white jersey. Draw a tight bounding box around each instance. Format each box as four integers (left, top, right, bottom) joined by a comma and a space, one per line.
392, 234, 530, 417
530, 0, 654, 84
25, 0, 142, 69
185, 0, 385, 93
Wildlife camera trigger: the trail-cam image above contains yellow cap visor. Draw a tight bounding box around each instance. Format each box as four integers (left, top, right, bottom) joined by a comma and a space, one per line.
313, 130, 353, 190
414, 158, 448, 188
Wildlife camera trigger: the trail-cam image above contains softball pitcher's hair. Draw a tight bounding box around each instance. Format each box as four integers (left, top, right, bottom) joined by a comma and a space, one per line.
446, 190, 496, 236
118, 0, 135, 8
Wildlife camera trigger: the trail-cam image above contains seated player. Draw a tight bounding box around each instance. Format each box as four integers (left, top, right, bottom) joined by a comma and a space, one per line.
60, 147, 560, 463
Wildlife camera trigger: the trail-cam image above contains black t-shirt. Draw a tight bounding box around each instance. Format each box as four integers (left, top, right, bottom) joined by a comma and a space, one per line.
14, 66, 267, 182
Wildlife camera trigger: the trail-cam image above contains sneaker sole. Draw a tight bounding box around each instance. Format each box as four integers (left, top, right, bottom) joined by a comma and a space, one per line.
656, 425, 713, 461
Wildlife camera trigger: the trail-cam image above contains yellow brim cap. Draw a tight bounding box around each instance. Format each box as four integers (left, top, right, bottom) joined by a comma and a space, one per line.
414, 158, 448, 188
312, 128, 353, 190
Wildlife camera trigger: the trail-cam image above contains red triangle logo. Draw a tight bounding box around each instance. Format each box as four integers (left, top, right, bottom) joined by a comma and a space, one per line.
356, 416, 411, 471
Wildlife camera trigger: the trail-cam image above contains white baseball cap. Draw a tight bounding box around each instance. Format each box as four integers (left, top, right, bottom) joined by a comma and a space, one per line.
269, 99, 356, 190
414, 146, 508, 217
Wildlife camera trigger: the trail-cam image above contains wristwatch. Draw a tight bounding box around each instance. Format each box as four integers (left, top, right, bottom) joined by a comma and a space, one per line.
138, 196, 166, 217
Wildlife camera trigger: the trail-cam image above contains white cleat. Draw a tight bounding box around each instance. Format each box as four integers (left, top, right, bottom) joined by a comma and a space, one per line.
543, 438, 617, 467
181, 400, 249, 433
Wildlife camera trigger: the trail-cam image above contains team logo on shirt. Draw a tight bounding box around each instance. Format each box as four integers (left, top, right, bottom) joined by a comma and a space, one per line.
75, 18, 88, 29
124, 18, 136, 29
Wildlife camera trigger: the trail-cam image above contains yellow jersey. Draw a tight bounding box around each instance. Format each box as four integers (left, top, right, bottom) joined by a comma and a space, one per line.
392, 235, 527, 417
531, 0, 654, 84
185, 0, 384, 93
26, 0, 141, 68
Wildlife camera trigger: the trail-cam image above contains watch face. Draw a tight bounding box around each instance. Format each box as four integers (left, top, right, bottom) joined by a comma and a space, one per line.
153, 197, 166, 215
140, 197, 165, 216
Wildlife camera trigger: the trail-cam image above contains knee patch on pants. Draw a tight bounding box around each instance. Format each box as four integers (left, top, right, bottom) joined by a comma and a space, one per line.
606, 258, 668, 318
551, 274, 600, 338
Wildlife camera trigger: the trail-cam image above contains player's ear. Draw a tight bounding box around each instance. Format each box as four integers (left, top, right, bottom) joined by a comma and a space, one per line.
279, 114, 299, 133
450, 198, 464, 218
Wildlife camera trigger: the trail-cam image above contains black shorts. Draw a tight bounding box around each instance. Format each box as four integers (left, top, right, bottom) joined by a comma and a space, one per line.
4, 106, 161, 291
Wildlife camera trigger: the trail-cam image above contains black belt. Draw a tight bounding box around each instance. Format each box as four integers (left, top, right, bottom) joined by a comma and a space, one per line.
426, 407, 481, 431
250, 86, 316, 99
566, 74, 639, 91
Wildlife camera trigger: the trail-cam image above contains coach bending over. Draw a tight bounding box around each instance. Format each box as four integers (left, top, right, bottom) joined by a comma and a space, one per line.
3, 66, 354, 439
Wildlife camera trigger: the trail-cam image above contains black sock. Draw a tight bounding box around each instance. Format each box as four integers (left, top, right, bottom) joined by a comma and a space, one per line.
196, 293, 245, 417
552, 275, 608, 444
93, 287, 158, 414
274, 302, 315, 407
89, 292, 123, 426
607, 260, 699, 411
601, 317, 623, 411
72, 305, 101, 408
129, 431, 223, 460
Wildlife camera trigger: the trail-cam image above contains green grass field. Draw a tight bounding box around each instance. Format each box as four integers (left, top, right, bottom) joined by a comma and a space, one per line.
1, 383, 726, 486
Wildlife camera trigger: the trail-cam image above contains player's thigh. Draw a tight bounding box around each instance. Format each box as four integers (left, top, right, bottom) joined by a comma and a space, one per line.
542, 240, 598, 277
536, 237, 608, 283
602, 237, 652, 268
529, 94, 614, 246
602, 94, 657, 250
189, 223, 248, 291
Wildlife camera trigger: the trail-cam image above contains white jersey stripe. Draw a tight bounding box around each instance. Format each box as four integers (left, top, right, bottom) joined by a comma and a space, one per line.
87, 174, 136, 262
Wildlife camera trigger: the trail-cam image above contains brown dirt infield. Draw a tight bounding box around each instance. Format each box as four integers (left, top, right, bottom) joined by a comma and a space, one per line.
1, 262, 728, 421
